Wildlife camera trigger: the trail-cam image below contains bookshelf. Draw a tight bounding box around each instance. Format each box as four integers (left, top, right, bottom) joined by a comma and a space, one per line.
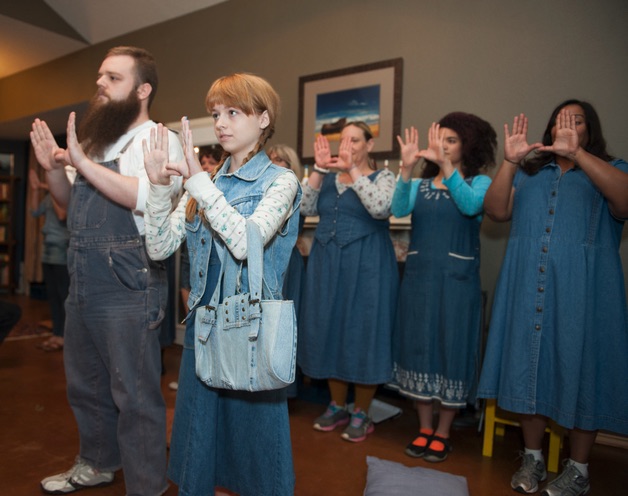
0, 176, 18, 292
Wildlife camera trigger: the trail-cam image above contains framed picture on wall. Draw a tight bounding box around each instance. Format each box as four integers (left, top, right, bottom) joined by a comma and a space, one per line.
0, 153, 14, 175
297, 58, 403, 164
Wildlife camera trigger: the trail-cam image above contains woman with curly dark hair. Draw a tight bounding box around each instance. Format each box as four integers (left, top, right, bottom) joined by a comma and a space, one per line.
478, 100, 628, 496
389, 112, 497, 462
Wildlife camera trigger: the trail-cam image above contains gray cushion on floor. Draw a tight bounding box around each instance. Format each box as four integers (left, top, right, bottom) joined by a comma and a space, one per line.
364, 456, 469, 496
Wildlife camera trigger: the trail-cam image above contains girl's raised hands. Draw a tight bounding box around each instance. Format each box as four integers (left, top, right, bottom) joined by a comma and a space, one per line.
178, 117, 203, 178
148, 117, 203, 180
504, 113, 542, 164
142, 124, 175, 185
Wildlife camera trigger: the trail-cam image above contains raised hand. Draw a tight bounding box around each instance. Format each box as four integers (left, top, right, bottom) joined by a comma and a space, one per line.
65, 112, 92, 172
536, 109, 579, 160
30, 119, 66, 171
171, 117, 202, 178
313, 134, 337, 170
396, 126, 421, 171
142, 124, 174, 185
334, 136, 353, 170
418, 122, 446, 166
504, 113, 542, 164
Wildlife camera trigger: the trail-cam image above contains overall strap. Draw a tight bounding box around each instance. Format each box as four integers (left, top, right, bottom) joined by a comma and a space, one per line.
116, 135, 137, 159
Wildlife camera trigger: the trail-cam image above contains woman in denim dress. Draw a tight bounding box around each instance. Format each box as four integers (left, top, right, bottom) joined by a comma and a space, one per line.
298, 122, 398, 443
389, 113, 497, 462
143, 74, 301, 496
267, 144, 306, 399
478, 100, 628, 496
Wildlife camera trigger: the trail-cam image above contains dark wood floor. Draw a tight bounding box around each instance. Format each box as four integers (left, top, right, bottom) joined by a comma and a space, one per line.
1, 294, 627, 495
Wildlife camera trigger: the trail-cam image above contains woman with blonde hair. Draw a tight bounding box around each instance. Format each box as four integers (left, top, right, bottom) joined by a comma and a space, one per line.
298, 121, 398, 443
267, 143, 301, 171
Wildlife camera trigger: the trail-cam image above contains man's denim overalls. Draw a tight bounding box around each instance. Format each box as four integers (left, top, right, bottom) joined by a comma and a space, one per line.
63, 139, 168, 496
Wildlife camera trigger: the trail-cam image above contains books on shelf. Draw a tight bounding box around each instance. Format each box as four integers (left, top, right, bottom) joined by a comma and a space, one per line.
0, 182, 9, 200
0, 264, 8, 286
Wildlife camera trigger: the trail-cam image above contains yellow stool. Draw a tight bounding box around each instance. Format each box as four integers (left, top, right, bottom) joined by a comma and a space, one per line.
482, 399, 564, 473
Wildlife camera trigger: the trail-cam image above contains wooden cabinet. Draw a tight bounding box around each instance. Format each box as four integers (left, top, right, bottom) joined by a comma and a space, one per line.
0, 176, 18, 293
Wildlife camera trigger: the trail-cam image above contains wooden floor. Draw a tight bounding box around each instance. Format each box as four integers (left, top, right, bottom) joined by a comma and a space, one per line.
1, 294, 627, 496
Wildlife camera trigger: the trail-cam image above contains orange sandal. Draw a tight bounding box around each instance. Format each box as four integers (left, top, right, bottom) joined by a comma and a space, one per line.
405, 429, 434, 458
423, 434, 452, 462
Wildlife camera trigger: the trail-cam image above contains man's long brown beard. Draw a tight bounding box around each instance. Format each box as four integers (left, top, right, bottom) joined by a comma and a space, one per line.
77, 89, 141, 160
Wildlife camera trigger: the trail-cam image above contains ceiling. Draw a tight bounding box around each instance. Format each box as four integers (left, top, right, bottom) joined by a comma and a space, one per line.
0, 0, 227, 80
0, 0, 227, 140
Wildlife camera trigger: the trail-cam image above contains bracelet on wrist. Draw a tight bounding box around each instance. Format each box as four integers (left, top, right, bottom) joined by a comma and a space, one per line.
504, 158, 521, 167
313, 164, 329, 175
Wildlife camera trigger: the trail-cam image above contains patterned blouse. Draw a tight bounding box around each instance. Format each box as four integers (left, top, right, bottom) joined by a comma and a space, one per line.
144, 169, 300, 261
301, 169, 396, 219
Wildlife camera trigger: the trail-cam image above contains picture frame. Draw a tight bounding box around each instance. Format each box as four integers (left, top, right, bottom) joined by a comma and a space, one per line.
297, 58, 403, 164
0, 153, 14, 175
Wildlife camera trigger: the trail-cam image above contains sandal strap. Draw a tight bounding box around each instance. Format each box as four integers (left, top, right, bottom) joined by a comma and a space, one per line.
411, 431, 433, 447
427, 435, 452, 452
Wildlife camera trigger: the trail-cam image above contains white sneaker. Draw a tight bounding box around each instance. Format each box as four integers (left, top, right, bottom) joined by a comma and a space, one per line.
511, 452, 548, 493
41, 457, 114, 494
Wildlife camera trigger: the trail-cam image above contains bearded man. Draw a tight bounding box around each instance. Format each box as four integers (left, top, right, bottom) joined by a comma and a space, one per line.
31, 46, 183, 496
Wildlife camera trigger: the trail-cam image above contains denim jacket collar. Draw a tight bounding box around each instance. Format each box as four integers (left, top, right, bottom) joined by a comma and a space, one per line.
215, 151, 273, 182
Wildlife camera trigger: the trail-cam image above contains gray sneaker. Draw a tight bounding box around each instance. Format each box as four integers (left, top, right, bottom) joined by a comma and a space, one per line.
313, 401, 350, 431
541, 461, 591, 496
511, 452, 548, 494
41, 457, 114, 494
340, 408, 374, 443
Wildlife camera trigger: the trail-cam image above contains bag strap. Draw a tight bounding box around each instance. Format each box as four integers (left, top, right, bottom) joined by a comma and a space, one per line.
204, 220, 265, 341
206, 255, 226, 314
246, 219, 264, 341
246, 219, 264, 303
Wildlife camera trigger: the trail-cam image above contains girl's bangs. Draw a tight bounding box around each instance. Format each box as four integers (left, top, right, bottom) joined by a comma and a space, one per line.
206, 79, 255, 115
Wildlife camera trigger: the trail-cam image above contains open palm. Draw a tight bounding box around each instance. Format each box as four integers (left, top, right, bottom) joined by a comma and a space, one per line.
418, 123, 445, 165
142, 124, 173, 185
30, 119, 64, 171
397, 127, 420, 169
537, 109, 579, 159
504, 114, 542, 162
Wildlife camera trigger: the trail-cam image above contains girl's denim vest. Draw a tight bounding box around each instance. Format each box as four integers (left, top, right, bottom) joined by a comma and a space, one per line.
314, 170, 390, 247
185, 152, 301, 311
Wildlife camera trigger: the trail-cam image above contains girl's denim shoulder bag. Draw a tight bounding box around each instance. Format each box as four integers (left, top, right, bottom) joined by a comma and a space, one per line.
194, 219, 297, 391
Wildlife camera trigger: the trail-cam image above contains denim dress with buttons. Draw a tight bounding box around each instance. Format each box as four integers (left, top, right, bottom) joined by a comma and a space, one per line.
168, 152, 301, 496
298, 170, 398, 384
478, 159, 628, 434
389, 177, 484, 408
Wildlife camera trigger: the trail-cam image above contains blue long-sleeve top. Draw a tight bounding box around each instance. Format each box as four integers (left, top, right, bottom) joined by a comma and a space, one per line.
391, 169, 491, 221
